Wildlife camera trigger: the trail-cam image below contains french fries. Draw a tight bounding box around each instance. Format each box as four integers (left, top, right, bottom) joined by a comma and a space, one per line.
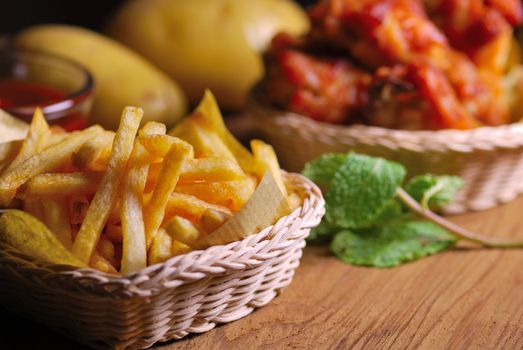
174, 178, 256, 211
171, 240, 191, 257
170, 90, 257, 173
0, 91, 300, 275
120, 121, 164, 274
23, 172, 103, 197
147, 157, 246, 184
72, 130, 115, 170
72, 107, 143, 264
0, 125, 102, 205
164, 216, 200, 246
144, 140, 193, 248
42, 197, 73, 249
164, 192, 232, 223
148, 228, 172, 265
6, 108, 49, 170
0, 140, 22, 173
172, 120, 235, 160
251, 140, 287, 197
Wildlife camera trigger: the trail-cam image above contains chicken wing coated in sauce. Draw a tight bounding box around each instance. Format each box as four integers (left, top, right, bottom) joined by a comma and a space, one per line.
265, 33, 371, 124
425, 0, 522, 73
264, 0, 522, 130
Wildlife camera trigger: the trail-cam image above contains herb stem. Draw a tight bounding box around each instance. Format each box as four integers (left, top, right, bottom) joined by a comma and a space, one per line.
396, 187, 523, 248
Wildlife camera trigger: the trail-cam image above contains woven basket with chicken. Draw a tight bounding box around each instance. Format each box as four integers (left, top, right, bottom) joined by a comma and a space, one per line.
253, 0, 523, 213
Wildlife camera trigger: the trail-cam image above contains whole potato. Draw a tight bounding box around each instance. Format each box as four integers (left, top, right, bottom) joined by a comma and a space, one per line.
108, 0, 309, 110
16, 25, 188, 130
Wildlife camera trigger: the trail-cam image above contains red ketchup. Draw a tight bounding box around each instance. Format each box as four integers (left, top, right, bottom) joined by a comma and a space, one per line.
0, 79, 87, 131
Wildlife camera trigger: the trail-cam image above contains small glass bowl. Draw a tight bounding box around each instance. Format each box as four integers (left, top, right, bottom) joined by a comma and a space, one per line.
0, 48, 94, 131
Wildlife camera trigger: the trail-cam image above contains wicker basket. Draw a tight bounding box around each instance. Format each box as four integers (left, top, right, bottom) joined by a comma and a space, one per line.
252, 104, 523, 214
0, 173, 325, 350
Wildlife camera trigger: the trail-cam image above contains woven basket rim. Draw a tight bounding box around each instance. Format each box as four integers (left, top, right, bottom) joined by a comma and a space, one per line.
0, 172, 325, 297
251, 101, 523, 150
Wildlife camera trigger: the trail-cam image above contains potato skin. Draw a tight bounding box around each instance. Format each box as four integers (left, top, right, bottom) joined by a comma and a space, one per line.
108, 0, 309, 110
16, 25, 188, 130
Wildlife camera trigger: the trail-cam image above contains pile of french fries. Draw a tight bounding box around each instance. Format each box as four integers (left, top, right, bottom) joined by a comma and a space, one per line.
0, 91, 299, 275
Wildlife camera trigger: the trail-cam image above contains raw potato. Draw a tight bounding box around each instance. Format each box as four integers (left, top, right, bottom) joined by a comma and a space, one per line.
108, 0, 309, 109
15, 25, 187, 130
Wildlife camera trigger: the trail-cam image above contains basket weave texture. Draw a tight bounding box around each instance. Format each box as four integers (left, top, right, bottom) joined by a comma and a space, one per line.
0, 173, 325, 350
252, 104, 523, 214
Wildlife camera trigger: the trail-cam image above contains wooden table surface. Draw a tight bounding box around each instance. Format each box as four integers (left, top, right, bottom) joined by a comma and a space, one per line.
3, 195, 523, 349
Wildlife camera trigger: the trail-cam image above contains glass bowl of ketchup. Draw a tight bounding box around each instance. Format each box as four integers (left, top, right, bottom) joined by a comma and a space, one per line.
0, 48, 94, 131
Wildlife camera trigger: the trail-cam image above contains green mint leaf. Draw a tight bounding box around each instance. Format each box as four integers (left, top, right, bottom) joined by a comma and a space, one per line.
405, 175, 463, 209
302, 153, 348, 189
371, 200, 405, 225
326, 154, 406, 229
330, 220, 457, 268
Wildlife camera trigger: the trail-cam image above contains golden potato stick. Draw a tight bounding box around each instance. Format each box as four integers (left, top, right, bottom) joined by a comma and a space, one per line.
90, 251, 118, 275
0, 140, 22, 173
5, 107, 49, 170
0, 125, 102, 206
175, 178, 256, 212
72, 107, 142, 264
141, 121, 166, 135
23, 198, 45, 222
97, 235, 115, 263
106, 196, 122, 225
139, 134, 195, 159
42, 197, 73, 249
171, 119, 236, 160
171, 240, 191, 257
148, 157, 246, 184
180, 158, 245, 183
72, 131, 115, 170
45, 127, 69, 148
144, 141, 193, 248
69, 195, 90, 225
251, 139, 287, 197
170, 90, 257, 172
164, 192, 232, 223
200, 208, 233, 234
119, 123, 161, 274
139, 135, 174, 157
148, 228, 173, 265
164, 216, 201, 246
23, 172, 103, 197
0, 108, 28, 143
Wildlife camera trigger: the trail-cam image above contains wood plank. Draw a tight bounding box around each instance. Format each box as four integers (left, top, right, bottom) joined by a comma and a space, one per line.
160, 196, 523, 349
2, 196, 523, 349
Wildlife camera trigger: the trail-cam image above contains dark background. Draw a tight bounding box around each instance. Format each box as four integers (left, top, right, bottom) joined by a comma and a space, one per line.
1, 0, 317, 35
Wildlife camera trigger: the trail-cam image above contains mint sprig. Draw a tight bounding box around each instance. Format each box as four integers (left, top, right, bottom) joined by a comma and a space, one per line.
330, 220, 456, 268
326, 154, 406, 229
303, 153, 523, 268
405, 174, 463, 210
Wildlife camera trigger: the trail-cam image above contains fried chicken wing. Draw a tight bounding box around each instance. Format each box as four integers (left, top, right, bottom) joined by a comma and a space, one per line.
426, 0, 523, 73
263, 0, 516, 129
308, 0, 449, 69
367, 64, 478, 129
265, 36, 371, 124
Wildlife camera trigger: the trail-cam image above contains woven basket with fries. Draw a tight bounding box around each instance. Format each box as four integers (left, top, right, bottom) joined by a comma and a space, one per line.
0, 172, 324, 350
252, 104, 523, 214
0, 91, 325, 349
